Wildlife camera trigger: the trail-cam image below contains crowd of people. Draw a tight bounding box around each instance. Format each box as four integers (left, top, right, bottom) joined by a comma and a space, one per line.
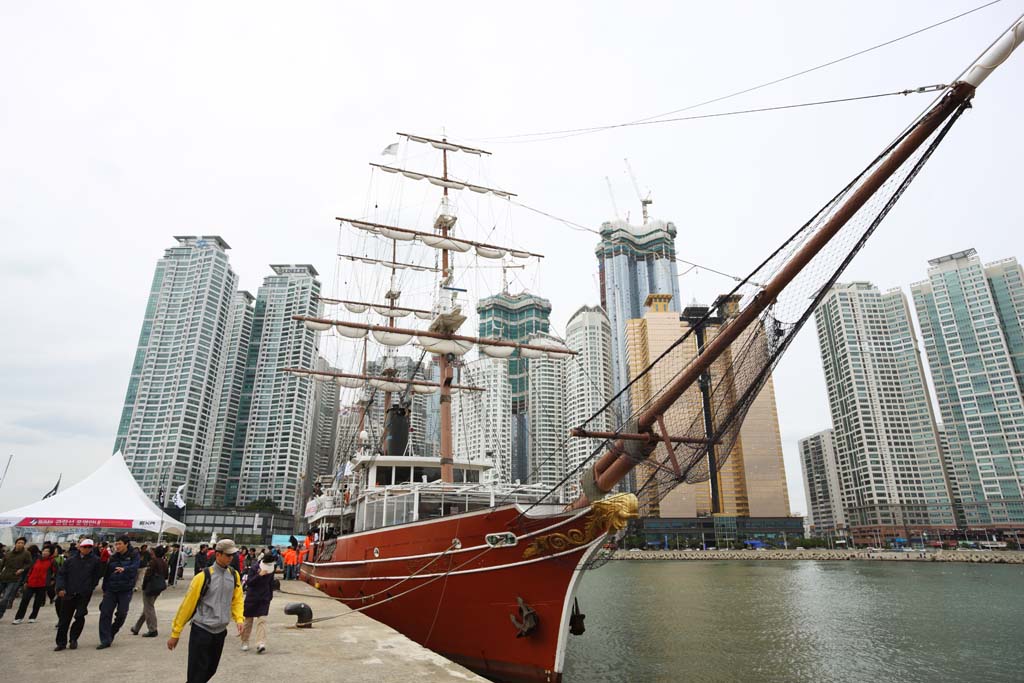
0, 534, 300, 681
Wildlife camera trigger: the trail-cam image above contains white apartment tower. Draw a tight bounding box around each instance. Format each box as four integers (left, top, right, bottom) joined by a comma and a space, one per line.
814, 282, 955, 538
911, 249, 1024, 526
236, 265, 322, 517
115, 236, 240, 507
452, 357, 513, 484
197, 290, 254, 506
527, 334, 568, 492
798, 429, 847, 538
564, 306, 614, 501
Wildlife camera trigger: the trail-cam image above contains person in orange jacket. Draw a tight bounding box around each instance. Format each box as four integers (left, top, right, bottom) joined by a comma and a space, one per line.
282, 548, 298, 580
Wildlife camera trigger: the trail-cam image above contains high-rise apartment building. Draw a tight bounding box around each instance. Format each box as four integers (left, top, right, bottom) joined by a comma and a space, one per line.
115, 236, 240, 507
306, 356, 340, 494
624, 294, 791, 519
452, 357, 513, 483
814, 282, 955, 541
197, 290, 254, 506
564, 305, 614, 501
911, 249, 1024, 526
596, 219, 682, 417
798, 429, 847, 538
526, 333, 567, 492
477, 290, 552, 481
236, 265, 321, 517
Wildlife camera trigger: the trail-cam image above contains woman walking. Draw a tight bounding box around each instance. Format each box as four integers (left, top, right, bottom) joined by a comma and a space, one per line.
12, 546, 55, 624
130, 545, 168, 637
240, 553, 275, 653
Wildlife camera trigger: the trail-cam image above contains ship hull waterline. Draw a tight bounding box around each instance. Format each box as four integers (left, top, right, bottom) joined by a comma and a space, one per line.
299, 493, 637, 683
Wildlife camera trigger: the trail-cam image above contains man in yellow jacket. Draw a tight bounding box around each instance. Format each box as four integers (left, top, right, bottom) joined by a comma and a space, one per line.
167, 539, 244, 683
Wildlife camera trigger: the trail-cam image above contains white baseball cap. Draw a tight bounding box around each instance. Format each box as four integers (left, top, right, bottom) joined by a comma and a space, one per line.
79, 538, 95, 547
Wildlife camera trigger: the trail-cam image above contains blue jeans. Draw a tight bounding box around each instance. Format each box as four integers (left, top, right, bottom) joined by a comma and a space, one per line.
98, 590, 133, 645
0, 580, 20, 617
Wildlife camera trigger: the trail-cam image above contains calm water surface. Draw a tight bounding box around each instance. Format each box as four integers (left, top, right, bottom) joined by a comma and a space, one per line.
563, 560, 1024, 682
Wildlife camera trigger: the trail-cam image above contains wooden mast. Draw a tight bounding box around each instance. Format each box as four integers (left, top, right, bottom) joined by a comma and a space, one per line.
439, 140, 455, 484
569, 81, 981, 510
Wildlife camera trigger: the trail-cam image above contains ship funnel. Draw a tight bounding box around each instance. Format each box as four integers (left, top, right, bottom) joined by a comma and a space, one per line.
383, 401, 411, 456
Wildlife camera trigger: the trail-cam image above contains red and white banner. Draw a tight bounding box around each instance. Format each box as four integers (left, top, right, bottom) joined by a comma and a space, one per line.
0, 517, 160, 529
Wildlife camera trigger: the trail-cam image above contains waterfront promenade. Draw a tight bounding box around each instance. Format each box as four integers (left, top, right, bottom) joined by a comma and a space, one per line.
5, 570, 484, 682
613, 548, 1024, 563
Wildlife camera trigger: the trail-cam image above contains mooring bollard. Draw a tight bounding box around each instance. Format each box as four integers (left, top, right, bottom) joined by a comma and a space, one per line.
284, 602, 313, 628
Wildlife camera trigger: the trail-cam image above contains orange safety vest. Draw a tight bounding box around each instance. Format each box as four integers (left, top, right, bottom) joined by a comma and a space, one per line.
284, 548, 298, 565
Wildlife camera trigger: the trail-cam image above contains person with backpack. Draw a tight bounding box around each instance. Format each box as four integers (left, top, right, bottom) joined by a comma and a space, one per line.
130, 545, 168, 637
96, 535, 139, 649
168, 539, 244, 683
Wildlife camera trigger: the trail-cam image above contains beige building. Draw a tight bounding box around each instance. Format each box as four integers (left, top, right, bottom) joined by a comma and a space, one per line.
624, 294, 790, 519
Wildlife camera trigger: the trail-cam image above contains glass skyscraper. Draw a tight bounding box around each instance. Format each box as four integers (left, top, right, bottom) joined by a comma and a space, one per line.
476, 290, 552, 482
596, 219, 681, 418
911, 249, 1024, 526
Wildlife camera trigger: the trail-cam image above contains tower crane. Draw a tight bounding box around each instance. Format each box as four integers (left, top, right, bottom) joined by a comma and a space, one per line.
624, 158, 652, 225
604, 176, 621, 222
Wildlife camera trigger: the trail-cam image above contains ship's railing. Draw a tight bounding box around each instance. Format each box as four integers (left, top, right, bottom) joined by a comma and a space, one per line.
352, 480, 556, 533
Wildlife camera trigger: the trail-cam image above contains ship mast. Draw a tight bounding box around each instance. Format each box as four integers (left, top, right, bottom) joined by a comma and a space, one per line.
570, 16, 1024, 509
438, 141, 454, 483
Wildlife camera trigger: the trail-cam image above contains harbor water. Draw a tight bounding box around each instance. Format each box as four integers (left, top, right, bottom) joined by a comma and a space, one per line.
563, 560, 1024, 682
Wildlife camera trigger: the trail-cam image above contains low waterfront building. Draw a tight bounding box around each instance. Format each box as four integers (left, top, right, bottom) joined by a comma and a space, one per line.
637, 515, 805, 549
183, 506, 295, 544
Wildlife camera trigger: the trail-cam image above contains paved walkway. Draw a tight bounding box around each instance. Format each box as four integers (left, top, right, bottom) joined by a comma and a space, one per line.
4, 570, 485, 682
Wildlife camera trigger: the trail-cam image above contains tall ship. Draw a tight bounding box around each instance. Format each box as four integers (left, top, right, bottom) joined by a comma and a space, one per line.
296, 20, 1024, 683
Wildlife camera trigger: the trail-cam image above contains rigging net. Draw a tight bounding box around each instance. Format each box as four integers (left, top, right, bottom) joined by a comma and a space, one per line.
571, 94, 973, 515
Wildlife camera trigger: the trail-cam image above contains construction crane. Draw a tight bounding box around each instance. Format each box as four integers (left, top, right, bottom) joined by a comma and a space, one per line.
604, 176, 621, 221
624, 158, 652, 225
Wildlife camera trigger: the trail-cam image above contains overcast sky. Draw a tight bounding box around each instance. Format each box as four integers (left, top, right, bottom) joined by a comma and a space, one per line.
2, 1, 1023, 514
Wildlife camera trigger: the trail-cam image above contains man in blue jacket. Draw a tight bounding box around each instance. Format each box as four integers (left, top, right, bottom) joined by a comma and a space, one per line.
96, 535, 139, 649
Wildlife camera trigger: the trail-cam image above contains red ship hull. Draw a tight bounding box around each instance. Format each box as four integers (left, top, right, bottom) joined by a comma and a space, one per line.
300, 494, 636, 682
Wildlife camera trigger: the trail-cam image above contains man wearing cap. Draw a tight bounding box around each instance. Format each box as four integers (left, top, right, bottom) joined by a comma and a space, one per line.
54, 538, 103, 651
168, 539, 244, 683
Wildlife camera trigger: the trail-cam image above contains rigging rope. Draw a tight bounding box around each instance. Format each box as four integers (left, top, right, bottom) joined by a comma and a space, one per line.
470, 0, 1003, 143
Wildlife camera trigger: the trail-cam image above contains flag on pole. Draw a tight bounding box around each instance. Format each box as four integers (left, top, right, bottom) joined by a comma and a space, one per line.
381, 142, 399, 156
41, 474, 61, 499
172, 484, 187, 509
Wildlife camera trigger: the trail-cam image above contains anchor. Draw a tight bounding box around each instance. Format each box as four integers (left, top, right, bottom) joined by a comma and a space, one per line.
509, 596, 538, 638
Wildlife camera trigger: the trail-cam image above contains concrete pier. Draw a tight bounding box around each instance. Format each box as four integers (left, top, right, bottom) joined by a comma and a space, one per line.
5, 570, 486, 682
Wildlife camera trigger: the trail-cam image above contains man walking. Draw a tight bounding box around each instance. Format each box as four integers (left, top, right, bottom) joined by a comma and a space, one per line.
167, 544, 182, 587
168, 539, 244, 683
96, 535, 139, 649
54, 538, 103, 651
0, 536, 32, 619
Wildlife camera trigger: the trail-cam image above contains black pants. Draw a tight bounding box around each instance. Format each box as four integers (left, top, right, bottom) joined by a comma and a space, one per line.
187, 623, 227, 683
98, 590, 133, 645
14, 586, 46, 620
56, 594, 92, 647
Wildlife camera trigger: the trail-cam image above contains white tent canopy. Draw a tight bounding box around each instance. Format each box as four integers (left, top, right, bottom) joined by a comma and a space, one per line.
0, 452, 185, 536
